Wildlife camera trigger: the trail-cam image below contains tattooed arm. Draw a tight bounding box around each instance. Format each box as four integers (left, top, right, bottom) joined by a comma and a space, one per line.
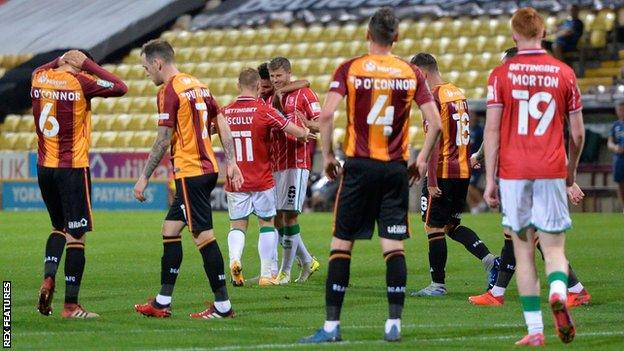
216, 113, 244, 191
134, 126, 172, 202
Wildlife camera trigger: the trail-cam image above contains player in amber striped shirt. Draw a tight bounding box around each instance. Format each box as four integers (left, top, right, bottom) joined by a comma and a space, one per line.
301, 8, 442, 344
33, 49, 127, 319
133, 39, 243, 320
410, 53, 499, 298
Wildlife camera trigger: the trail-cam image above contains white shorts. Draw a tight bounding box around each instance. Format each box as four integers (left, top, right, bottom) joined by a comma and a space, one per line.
499, 178, 571, 234
226, 188, 277, 220
273, 168, 310, 212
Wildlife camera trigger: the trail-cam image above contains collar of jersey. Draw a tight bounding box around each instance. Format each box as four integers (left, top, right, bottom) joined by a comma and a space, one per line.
517, 49, 547, 55
236, 95, 256, 101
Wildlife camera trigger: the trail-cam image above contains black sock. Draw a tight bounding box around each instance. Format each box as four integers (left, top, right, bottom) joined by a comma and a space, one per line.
384, 250, 406, 319
44, 231, 66, 279
64, 243, 85, 304
495, 234, 516, 288
198, 239, 228, 302
568, 264, 579, 288
427, 232, 447, 284
325, 250, 351, 321
448, 225, 491, 260
159, 236, 183, 301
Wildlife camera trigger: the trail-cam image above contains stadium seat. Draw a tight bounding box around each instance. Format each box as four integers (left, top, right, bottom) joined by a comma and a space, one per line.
323, 25, 342, 42
95, 131, 118, 149
1, 114, 21, 132
589, 30, 608, 48
114, 131, 134, 148
14, 133, 37, 150
311, 75, 331, 92
131, 131, 155, 148
594, 9, 616, 31
306, 57, 330, 76
17, 116, 35, 132
307, 42, 328, 58
90, 131, 101, 148
288, 26, 307, 43
0, 132, 18, 150
93, 114, 116, 131
335, 23, 358, 41
326, 41, 345, 58
110, 114, 131, 131
394, 38, 415, 57
437, 54, 454, 71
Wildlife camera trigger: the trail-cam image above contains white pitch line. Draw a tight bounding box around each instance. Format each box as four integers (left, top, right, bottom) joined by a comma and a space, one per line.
158, 330, 624, 351
14, 322, 523, 336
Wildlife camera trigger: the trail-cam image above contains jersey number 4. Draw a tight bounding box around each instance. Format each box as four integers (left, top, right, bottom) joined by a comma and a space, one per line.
366, 95, 394, 136
38, 102, 60, 137
512, 90, 556, 136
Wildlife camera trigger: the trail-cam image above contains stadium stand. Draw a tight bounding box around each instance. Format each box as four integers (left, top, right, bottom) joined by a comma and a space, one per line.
0, 0, 623, 210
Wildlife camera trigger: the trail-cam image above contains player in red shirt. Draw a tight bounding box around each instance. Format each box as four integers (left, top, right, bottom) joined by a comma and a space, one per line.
222, 68, 314, 286
484, 8, 585, 346
267, 57, 321, 284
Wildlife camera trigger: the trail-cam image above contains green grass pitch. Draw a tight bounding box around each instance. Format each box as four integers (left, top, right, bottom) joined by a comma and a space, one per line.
1, 211, 623, 350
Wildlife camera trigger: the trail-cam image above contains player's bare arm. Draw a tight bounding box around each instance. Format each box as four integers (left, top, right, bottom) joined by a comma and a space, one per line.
567, 110, 585, 186
283, 122, 316, 142
295, 110, 320, 133
276, 80, 310, 98
483, 107, 502, 208
410, 101, 441, 184
319, 91, 343, 180
134, 126, 172, 202
471, 142, 484, 169
216, 113, 244, 191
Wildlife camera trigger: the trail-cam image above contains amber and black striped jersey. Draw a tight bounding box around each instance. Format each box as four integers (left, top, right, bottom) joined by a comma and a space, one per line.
31, 58, 127, 168
329, 54, 434, 162
157, 73, 220, 179
427, 83, 471, 179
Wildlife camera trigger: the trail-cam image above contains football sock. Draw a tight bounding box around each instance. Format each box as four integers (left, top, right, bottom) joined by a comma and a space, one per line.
568, 264, 579, 288
159, 235, 182, 302
326, 249, 351, 321
384, 250, 406, 319
271, 228, 282, 276
227, 229, 245, 266
155, 294, 172, 306
64, 242, 85, 304
547, 271, 568, 300
295, 228, 313, 265
197, 238, 229, 302
495, 234, 516, 288
491, 285, 506, 297
214, 299, 232, 314
427, 232, 447, 284
520, 296, 543, 335
568, 282, 584, 294
323, 320, 340, 333
258, 226, 275, 277
44, 230, 66, 279
385, 319, 401, 333
448, 225, 491, 261
280, 225, 300, 274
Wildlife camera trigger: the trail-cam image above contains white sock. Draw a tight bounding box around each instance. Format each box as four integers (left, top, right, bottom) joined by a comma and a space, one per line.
271, 229, 280, 276
227, 229, 245, 266
155, 294, 171, 306
295, 234, 313, 265
568, 282, 584, 294
280, 234, 300, 274
549, 280, 567, 301
490, 285, 506, 297
258, 230, 275, 277
323, 320, 340, 332
214, 300, 231, 314
523, 311, 543, 335
385, 318, 401, 333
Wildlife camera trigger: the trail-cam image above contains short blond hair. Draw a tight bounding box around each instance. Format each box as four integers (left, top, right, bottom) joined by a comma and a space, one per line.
511, 7, 545, 40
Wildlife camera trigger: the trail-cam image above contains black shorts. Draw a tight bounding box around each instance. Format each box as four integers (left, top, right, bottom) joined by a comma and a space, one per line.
420, 177, 469, 228
37, 166, 93, 238
334, 158, 409, 241
166, 173, 217, 233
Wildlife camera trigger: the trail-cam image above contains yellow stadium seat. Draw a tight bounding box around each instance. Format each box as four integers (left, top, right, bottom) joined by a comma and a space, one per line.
1, 114, 21, 132
17, 117, 35, 133
344, 41, 365, 57
93, 114, 115, 131
311, 75, 331, 92
95, 131, 118, 149
132, 97, 157, 113
14, 133, 37, 150
436, 54, 454, 71
456, 71, 478, 89
451, 53, 472, 71
111, 114, 131, 131
306, 57, 330, 76
594, 9, 616, 31
394, 38, 415, 57
114, 131, 134, 148
303, 24, 324, 42
589, 30, 608, 48
430, 18, 451, 39
308, 42, 328, 58
323, 25, 341, 42
326, 42, 345, 58
90, 114, 102, 131
222, 29, 242, 45
415, 37, 433, 54
90, 131, 101, 148
274, 26, 292, 44
124, 65, 144, 79
0, 132, 18, 150
113, 98, 132, 114
335, 23, 358, 41
294, 59, 311, 75
130, 131, 154, 148
475, 71, 490, 87
288, 26, 307, 43
355, 23, 367, 41
238, 29, 258, 46
192, 47, 211, 62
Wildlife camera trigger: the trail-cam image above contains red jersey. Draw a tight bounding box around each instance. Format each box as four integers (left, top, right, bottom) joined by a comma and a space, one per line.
222, 96, 290, 192
31, 58, 127, 168
158, 73, 220, 179
267, 87, 320, 171
330, 54, 434, 161
487, 49, 582, 179
428, 83, 471, 179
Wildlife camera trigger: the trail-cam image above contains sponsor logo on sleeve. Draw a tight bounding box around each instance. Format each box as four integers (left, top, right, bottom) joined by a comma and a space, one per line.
96, 79, 114, 88
158, 113, 170, 120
